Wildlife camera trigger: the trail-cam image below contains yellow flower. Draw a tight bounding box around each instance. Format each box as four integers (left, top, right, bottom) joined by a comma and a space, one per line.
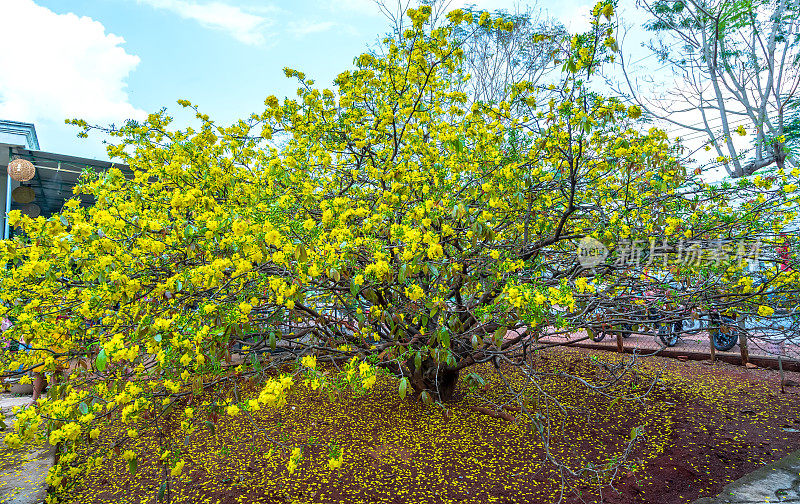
404, 284, 424, 301
180, 353, 192, 366
227, 404, 240, 416
328, 455, 344, 470
362, 374, 377, 389
232, 220, 248, 236
758, 305, 774, 317
171, 459, 185, 476
301, 355, 317, 369
427, 243, 443, 260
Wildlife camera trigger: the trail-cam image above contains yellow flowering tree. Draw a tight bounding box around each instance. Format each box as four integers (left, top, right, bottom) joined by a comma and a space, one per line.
0, 2, 796, 500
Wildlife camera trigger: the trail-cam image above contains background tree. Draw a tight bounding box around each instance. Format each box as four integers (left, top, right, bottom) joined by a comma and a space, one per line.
620, 0, 800, 177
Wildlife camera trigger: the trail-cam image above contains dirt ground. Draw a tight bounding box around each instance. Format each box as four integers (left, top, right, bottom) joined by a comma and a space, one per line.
59, 347, 800, 504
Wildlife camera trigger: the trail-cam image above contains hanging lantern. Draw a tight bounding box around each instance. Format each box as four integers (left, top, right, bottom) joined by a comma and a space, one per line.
20, 203, 40, 218
11, 186, 35, 204
7, 159, 35, 182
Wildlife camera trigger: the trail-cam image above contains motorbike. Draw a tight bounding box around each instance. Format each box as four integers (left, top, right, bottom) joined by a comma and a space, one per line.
651, 305, 739, 350
586, 300, 740, 351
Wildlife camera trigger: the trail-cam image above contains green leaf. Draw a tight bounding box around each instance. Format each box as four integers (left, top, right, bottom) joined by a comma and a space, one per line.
127, 456, 138, 475
420, 390, 433, 405
329, 268, 340, 282
567, 58, 577, 73
295, 244, 308, 263
79, 402, 89, 416
465, 372, 485, 386
96, 349, 108, 372
414, 352, 422, 371
269, 332, 276, 351
154, 333, 162, 343
440, 329, 450, 348
158, 481, 166, 501
494, 326, 508, 346
399, 377, 409, 399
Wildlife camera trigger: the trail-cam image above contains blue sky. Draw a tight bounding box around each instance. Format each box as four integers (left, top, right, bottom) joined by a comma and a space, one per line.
0, 0, 649, 161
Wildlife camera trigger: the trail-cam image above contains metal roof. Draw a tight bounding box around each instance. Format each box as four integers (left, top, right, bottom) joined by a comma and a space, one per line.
6, 145, 129, 172
1, 144, 131, 219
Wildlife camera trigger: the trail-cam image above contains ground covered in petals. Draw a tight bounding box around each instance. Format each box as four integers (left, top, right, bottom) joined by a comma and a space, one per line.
63, 348, 800, 504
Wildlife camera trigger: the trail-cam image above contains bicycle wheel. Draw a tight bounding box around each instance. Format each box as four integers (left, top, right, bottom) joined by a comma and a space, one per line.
710, 315, 739, 351
590, 326, 606, 342
658, 322, 679, 347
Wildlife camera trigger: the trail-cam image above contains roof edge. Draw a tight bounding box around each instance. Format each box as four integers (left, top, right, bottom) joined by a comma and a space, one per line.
0, 120, 40, 150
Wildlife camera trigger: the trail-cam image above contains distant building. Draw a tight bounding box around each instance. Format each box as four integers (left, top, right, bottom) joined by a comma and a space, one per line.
0, 120, 128, 239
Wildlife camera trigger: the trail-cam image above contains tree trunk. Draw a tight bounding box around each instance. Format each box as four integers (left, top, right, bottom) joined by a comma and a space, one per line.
406, 356, 460, 402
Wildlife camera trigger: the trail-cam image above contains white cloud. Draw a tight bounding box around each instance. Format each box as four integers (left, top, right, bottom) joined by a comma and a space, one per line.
329, 0, 524, 16
552, 3, 594, 33
137, 0, 273, 45
288, 20, 338, 37
328, 0, 384, 16
0, 0, 144, 125
287, 20, 359, 38
327, 0, 598, 32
